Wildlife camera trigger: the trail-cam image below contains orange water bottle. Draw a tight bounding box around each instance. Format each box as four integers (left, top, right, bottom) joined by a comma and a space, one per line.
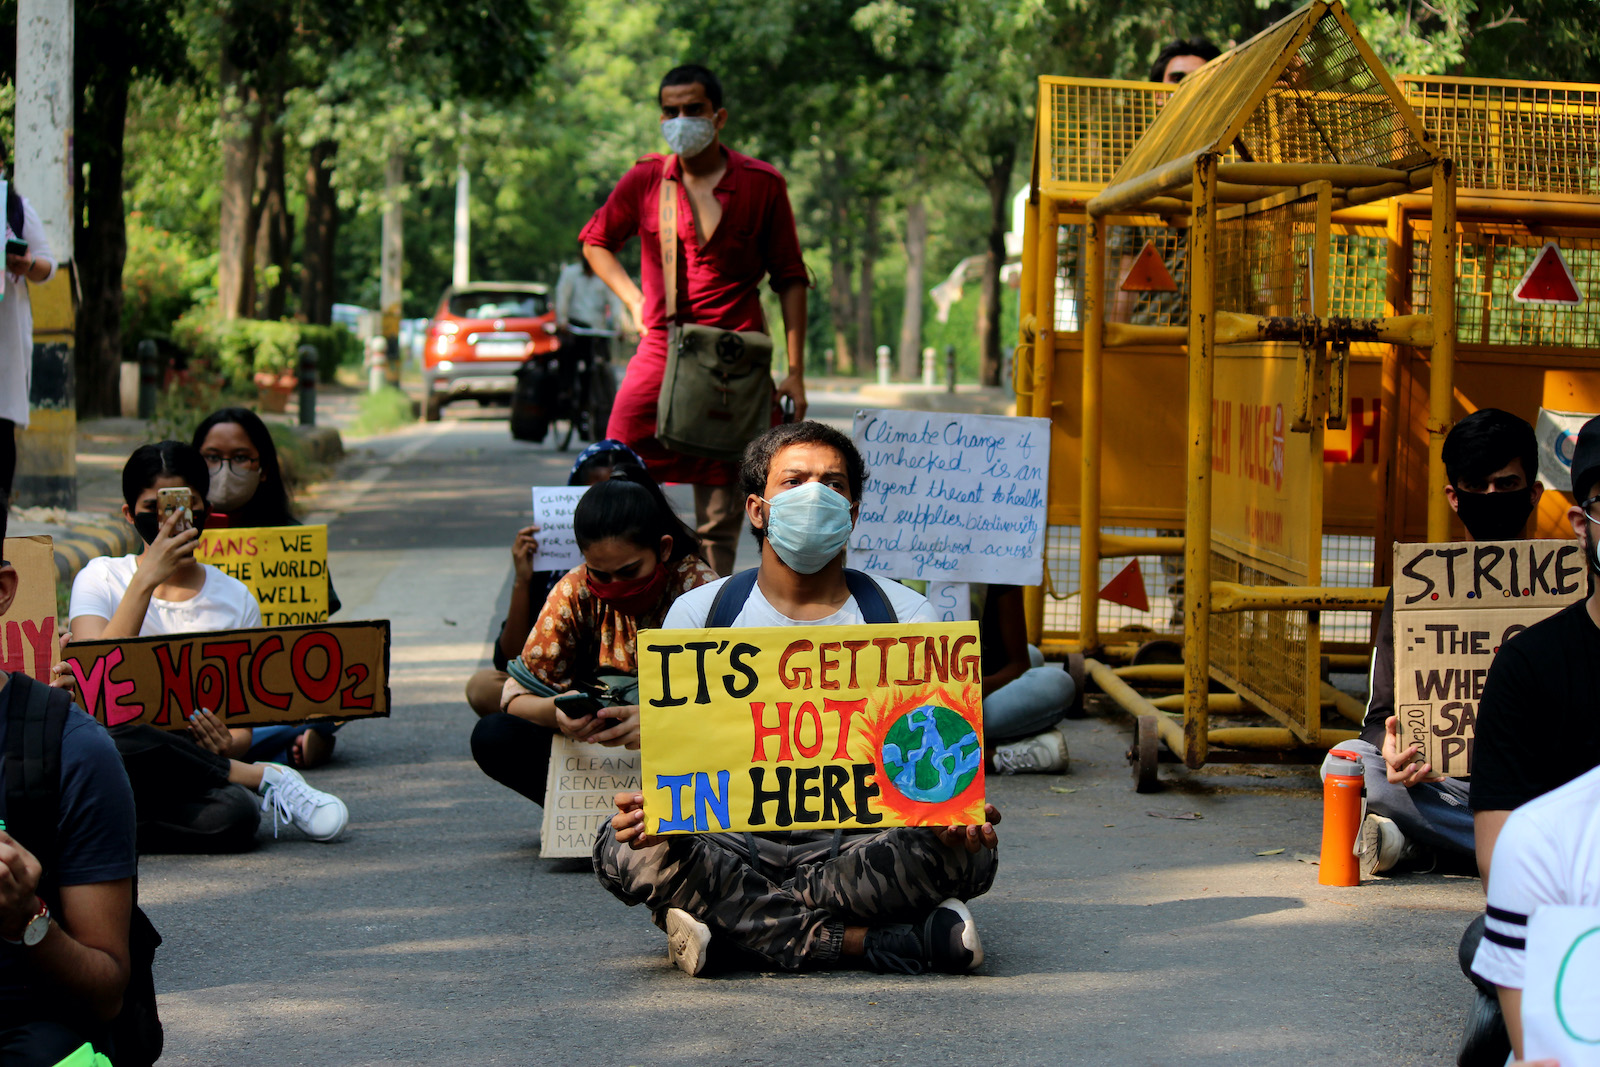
1318, 748, 1364, 886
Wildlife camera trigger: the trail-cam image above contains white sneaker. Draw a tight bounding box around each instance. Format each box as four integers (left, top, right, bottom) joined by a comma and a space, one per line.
992, 729, 1068, 775
258, 764, 349, 842
665, 908, 712, 977
1356, 813, 1414, 877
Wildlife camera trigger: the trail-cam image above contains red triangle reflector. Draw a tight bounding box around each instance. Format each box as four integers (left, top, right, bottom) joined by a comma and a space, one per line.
1119, 240, 1179, 293
1512, 242, 1583, 306
1099, 559, 1150, 613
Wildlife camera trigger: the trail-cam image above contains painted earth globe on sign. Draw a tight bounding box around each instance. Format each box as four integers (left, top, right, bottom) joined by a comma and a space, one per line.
880, 704, 982, 803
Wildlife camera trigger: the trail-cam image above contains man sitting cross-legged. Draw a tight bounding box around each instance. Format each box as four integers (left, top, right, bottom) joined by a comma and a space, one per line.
594, 421, 999, 976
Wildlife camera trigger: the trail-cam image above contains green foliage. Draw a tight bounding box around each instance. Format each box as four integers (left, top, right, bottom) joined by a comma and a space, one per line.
121, 215, 213, 355
146, 374, 229, 445
352, 386, 417, 436
173, 313, 359, 381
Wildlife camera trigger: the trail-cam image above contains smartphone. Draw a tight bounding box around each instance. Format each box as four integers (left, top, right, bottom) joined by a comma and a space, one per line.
5, 239, 25, 258
554, 691, 604, 718
780, 394, 796, 424
157, 487, 194, 533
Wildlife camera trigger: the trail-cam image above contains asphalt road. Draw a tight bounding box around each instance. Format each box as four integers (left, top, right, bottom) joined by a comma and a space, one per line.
142, 401, 1483, 1066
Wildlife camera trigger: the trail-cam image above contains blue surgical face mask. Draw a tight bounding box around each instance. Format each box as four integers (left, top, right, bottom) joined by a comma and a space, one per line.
761, 481, 854, 574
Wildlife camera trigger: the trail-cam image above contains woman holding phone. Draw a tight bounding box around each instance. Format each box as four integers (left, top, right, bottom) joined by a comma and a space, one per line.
471, 466, 717, 808
65, 441, 348, 850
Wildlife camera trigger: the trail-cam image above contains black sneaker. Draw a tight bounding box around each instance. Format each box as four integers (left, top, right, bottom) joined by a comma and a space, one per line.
862, 898, 984, 975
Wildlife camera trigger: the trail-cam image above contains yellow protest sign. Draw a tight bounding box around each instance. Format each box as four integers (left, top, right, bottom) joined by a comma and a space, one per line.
639, 622, 985, 835
197, 526, 329, 626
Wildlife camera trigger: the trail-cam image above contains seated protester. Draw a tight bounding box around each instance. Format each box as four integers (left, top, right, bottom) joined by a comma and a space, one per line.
979, 585, 1073, 775
466, 439, 648, 717
1338, 409, 1545, 877
598, 421, 1000, 977
193, 407, 342, 769
1470, 763, 1600, 1066
471, 466, 717, 806
1455, 414, 1600, 1067
0, 503, 137, 1065
67, 441, 348, 850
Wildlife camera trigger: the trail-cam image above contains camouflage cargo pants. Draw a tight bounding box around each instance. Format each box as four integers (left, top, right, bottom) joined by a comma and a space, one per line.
593, 825, 998, 972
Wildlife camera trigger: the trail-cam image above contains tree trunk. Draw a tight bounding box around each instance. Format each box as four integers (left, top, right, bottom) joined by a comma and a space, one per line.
73, 48, 131, 417
299, 140, 338, 325
897, 198, 927, 380
976, 148, 1016, 387
855, 194, 879, 376
828, 232, 854, 374
255, 121, 291, 320
218, 51, 263, 321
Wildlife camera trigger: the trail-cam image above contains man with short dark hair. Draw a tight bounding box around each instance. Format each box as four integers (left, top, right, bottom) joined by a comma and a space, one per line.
1341, 408, 1546, 877
0, 502, 137, 1063
581, 64, 810, 576
595, 421, 999, 977
1149, 37, 1222, 84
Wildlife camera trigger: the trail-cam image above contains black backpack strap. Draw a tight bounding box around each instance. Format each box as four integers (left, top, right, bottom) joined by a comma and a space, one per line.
3, 673, 70, 903
705, 569, 760, 628
842, 570, 898, 624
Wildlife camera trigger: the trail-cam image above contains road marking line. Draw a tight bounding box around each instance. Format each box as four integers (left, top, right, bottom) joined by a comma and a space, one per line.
306, 422, 446, 525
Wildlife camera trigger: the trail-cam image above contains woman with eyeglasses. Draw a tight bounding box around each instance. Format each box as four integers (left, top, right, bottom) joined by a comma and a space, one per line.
191, 408, 343, 769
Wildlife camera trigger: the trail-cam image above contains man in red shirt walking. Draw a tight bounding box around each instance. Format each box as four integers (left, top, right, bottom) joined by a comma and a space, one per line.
580, 64, 810, 575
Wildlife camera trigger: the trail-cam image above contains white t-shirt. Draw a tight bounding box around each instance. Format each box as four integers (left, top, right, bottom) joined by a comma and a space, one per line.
70, 555, 263, 637
1472, 763, 1600, 990
664, 572, 936, 629
0, 193, 57, 427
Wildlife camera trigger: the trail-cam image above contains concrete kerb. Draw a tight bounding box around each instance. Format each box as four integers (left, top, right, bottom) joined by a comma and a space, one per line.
50, 518, 143, 585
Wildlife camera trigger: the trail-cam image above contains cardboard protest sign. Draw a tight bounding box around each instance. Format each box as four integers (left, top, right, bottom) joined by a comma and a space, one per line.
1392, 540, 1585, 776
0, 536, 60, 684
1522, 906, 1600, 1065
62, 620, 390, 730
851, 410, 1049, 585
529, 487, 589, 572
197, 526, 329, 626
540, 737, 640, 858
639, 621, 985, 835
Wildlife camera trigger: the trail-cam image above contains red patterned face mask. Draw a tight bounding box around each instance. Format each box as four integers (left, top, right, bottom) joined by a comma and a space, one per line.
586, 558, 672, 616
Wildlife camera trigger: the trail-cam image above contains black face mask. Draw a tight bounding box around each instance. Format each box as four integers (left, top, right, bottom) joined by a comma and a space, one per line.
133, 508, 208, 545
1453, 488, 1534, 542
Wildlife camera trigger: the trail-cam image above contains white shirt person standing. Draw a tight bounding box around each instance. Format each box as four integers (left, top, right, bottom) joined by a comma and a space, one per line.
0, 136, 58, 502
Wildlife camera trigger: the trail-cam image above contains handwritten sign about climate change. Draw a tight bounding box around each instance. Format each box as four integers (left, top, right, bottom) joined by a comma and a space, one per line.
639, 622, 985, 835
62, 621, 391, 730
540, 738, 640, 858
850, 410, 1050, 586
1522, 906, 1600, 1066
1393, 540, 1584, 776
196, 526, 329, 626
0, 536, 59, 684
530, 487, 589, 572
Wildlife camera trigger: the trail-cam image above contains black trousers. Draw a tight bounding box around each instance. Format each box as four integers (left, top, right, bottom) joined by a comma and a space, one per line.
110, 725, 260, 853
0, 417, 16, 498
471, 713, 555, 805
0, 1019, 93, 1067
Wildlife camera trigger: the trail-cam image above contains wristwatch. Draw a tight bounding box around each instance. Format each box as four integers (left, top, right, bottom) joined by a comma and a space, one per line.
1, 898, 49, 947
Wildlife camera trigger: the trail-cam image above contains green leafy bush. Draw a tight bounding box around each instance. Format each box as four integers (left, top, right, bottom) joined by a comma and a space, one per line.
121, 215, 212, 356
172, 312, 362, 383
352, 386, 416, 437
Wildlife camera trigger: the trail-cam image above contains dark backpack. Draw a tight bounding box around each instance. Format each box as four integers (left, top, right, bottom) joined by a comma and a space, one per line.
705, 568, 898, 627
2, 673, 164, 1066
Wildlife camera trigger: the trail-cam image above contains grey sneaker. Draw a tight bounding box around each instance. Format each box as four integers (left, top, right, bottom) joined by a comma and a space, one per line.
258, 764, 349, 842
665, 908, 712, 977
1356, 813, 1430, 877
992, 729, 1068, 775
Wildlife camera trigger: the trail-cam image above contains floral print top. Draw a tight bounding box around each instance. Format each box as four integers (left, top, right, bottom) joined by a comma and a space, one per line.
500, 554, 718, 709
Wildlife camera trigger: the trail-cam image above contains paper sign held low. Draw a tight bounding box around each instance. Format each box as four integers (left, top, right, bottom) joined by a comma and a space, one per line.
0, 536, 60, 685
639, 621, 986, 835
62, 621, 391, 730
540, 738, 640, 858
1391, 540, 1584, 776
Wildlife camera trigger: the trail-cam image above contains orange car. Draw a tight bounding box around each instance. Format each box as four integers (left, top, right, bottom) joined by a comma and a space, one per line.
422, 282, 559, 421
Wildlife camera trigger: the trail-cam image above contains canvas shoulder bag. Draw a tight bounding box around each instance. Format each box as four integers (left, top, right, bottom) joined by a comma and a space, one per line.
655, 167, 775, 463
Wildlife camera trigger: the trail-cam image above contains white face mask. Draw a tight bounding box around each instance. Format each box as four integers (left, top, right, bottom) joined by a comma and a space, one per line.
662, 115, 717, 158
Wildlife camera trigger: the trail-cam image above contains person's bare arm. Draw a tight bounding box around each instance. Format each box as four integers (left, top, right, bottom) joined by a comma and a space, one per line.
498, 527, 540, 663
583, 245, 645, 336
776, 282, 807, 420
78, 511, 199, 641
1476, 809, 1511, 889
0, 833, 130, 1021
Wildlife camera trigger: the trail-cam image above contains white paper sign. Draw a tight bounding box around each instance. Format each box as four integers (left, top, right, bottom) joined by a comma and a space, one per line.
850, 410, 1050, 585
926, 581, 973, 622
530, 486, 590, 572
1537, 408, 1596, 497
539, 736, 641, 859
1523, 906, 1600, 1064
